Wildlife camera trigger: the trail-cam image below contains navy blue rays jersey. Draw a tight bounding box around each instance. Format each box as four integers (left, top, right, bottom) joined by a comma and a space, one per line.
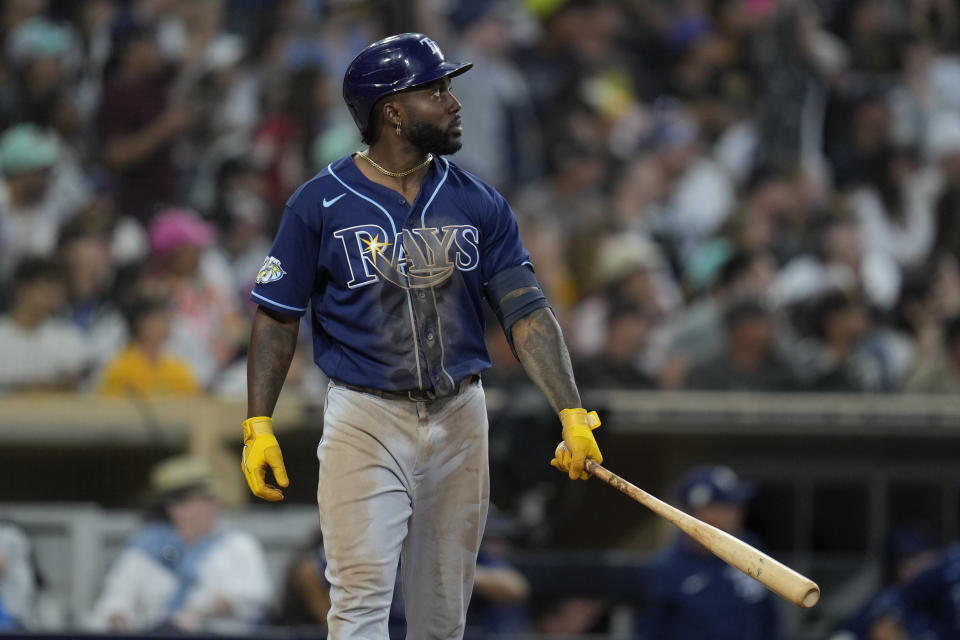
250, 155, 533, 393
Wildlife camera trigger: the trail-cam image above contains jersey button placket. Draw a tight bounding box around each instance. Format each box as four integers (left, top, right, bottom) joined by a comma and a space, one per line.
423, 318, 435, 343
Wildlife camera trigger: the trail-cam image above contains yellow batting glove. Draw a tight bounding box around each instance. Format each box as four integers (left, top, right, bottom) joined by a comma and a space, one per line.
550, 408, 602, 480
241, 417, 289, 501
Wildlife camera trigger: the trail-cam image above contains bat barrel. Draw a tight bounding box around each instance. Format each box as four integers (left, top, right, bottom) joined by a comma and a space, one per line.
801, 586, 820, 608
584, 458, 821, 609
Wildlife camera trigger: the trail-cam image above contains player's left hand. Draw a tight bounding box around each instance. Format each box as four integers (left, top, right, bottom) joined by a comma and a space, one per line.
551, 408, 602, 480
241, 416, 289, 501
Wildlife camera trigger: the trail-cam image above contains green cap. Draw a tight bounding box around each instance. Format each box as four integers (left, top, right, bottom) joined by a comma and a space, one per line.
0, 124, 59, 175
9, 16, 72, 61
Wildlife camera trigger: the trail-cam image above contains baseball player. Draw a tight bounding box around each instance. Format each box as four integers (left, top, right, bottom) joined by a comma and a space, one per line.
635, 466, 780, 640
240, 33, 603, 639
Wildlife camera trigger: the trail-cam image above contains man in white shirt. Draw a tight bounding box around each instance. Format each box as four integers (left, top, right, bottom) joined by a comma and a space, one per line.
87, 456, 272, 634
0, 256, 91, 391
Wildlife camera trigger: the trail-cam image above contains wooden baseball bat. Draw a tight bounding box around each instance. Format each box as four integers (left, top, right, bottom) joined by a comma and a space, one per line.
583, 458, 820, 608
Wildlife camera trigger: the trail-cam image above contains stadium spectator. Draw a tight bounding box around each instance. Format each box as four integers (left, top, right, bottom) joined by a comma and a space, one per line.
890, 35, 960, 152
87, 455, 271, 633
145, 206, 245, 387
836, 524, 940, 640
65, 0, 120, 124
183, 33, 262, 212
643, 101, 736, 265
97, 295, 199, 397
774, 214, 901, 312
661, 249, 776, 389
795, 288, 889, 392
609, 155, 666, 237
574, 299, 656, 390
903, 313, 960, 393
849, 145, 936, 272
683, 296, 797, 392
635, 465, 780, 640
212, 330, 327, 400
204, 157, 272, 305
568, 232, 677, 358
465, 508, 531, 637
931, 113, 960, 266
0, 122, 89, 283
825, 85, 895, 192
445, 0, 542, 192
4, 15, 77, 130
55, 210, 125, 370
845, 536, 960, 640
512, 102, 609, 234
884, 258, 960, 389
96, 22, 193, 221
0, 255, 91, 391
276, 529, 330, 629
0, 520, 36, 630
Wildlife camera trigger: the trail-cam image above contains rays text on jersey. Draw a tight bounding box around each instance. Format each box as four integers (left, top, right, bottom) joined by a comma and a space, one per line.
333, 224, 479, 289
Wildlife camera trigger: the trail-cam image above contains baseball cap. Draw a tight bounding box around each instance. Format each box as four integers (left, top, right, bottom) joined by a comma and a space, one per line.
884, 524, 939, 568
595, 234, 663, 286
0, 124, 59, 175
147, 207, 215, 255
149, 455, 219, 502
678, 465, 753, 510
7, 16, 73, 63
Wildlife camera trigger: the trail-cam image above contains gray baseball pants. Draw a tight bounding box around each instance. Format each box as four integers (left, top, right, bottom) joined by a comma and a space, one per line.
317, 380, 490, 639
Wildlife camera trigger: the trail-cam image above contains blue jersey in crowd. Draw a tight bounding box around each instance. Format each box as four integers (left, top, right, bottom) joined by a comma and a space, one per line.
635, 534, 780, 640
883, 543, 960, 639
131, 523, 226, 617
250, 155, 533, 393
841, 585, 936, 640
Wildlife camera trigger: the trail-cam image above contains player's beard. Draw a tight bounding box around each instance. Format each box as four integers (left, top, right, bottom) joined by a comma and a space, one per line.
407, 116, 462, 156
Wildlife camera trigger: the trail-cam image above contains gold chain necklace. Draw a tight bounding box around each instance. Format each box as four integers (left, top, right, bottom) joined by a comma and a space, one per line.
357, 151, 433, 178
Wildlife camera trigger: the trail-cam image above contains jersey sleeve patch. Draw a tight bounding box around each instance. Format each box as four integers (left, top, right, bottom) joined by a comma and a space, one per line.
256, 256, 286, 284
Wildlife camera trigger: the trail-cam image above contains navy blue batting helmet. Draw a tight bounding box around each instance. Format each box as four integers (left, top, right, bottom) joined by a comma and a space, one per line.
343, 33, 472, 141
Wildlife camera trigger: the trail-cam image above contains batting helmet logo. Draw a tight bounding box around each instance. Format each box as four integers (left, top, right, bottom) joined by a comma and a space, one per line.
342, 33, 472, 140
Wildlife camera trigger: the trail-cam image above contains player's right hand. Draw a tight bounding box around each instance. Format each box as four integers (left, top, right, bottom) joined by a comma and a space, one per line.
241, 416, 289, 501
551, 408, 602, 480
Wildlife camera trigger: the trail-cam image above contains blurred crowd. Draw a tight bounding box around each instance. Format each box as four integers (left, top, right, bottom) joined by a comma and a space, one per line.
3, 2, 960, 637
1, 0, 960, 397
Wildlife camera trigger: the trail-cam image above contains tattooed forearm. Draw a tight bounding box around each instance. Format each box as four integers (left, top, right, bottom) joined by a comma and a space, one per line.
247, 306, 300, 418
511, 307, 581, 413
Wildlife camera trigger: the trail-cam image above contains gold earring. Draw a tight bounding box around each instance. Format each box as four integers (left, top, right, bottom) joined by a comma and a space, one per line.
396, 121, 401, 136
